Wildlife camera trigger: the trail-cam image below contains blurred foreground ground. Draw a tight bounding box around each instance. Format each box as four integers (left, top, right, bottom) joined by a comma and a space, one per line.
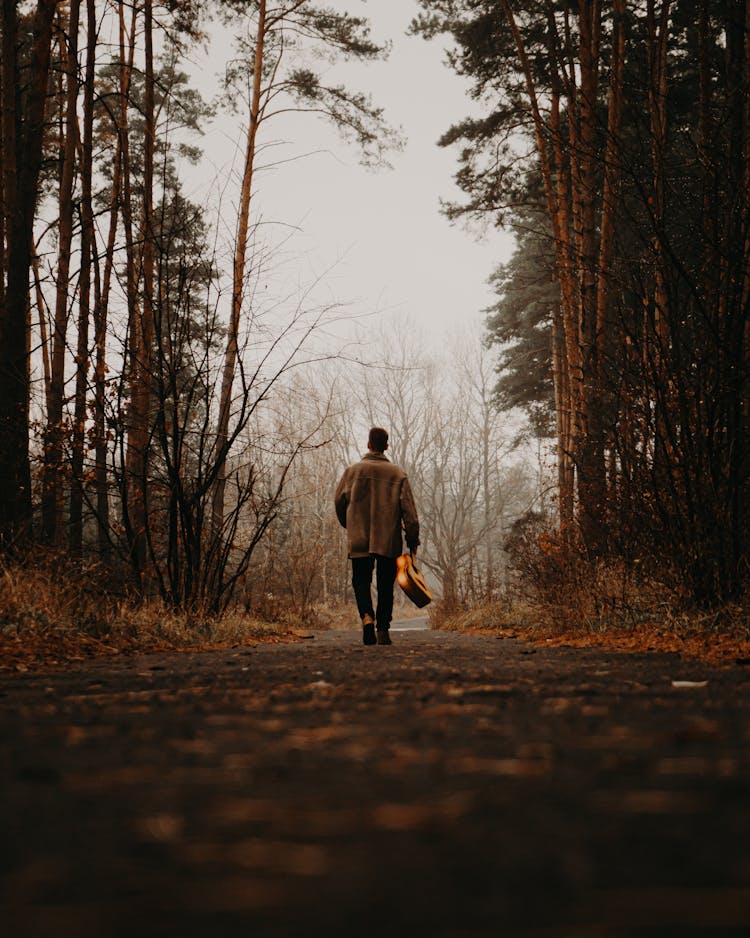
2, 625, 750, 937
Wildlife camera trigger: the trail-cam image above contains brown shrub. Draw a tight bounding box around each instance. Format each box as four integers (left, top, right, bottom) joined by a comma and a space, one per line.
0, 553, 289, 655
502, 512, 727, 633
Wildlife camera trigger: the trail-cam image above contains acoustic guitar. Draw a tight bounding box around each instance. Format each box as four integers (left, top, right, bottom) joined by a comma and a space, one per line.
395, 553, 432, 608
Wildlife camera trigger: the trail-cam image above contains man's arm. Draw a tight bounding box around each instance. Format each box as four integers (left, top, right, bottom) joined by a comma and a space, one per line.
400, 476, 420, 551
334, 471, 349, 528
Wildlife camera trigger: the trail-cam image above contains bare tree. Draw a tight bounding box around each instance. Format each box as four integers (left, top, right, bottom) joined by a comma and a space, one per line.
69, 0, 98, 556
210, 0, 399, 540
352, 322, 533, 605
42, 0, 82, 544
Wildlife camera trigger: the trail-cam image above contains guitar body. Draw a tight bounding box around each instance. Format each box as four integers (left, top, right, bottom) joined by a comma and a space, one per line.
395, 554, 432, 608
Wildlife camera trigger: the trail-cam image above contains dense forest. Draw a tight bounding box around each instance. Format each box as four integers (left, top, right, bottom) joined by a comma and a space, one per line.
416, 0, 750, 616
0, 0, 748, 636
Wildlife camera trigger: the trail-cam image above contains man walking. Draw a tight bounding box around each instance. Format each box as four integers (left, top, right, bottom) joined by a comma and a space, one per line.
334, 427, 420, 645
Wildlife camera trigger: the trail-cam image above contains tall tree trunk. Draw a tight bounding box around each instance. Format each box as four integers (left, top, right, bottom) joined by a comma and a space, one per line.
117, 0, 142, 578
32, 250, 52, 412
646, 0, 671, 382
211, 0, 267, 541
70, 0, 96, 555
550, 93, 580, 534
575, 0, 607, 553
93, 145, 120, 559
0, 29, 5, 318
724, 0, 750, 595
92, 7, 133, 559
0, 0, 17, 321
0, 0, 57, 546
506, 0, 624, 549
552, 305, 574, 529
698, 0, 717, 283
592, 0, 626, 528
42, 0, 82, 545
741, 0, 750, 565
125, 0, 156, 579
477, 361, 495, 598
503, 0, 580, 532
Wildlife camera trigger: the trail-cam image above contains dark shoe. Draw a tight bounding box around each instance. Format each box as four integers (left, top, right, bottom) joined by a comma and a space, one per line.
362, 614, 376, 646
376, 629, 392, 645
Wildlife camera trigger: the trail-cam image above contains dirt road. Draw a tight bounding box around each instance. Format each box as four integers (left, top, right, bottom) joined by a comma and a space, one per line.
2, 627, 750, 937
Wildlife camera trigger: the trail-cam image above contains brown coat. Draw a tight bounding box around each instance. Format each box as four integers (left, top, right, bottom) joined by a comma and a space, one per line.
334, 452, 420, 558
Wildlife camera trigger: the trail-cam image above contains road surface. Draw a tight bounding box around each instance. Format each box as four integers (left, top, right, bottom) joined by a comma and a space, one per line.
2, 628, 749, 936
390, 614, 430, 632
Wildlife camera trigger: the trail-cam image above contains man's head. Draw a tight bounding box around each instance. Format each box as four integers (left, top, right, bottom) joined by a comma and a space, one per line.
368, 426, 389, 453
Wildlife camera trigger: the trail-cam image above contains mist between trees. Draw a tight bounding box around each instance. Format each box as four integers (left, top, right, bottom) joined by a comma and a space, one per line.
0, 0, 537, 626
249, 329, 538, 625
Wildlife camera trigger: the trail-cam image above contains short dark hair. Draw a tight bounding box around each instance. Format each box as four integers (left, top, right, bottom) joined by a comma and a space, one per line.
368, 426, 389, 452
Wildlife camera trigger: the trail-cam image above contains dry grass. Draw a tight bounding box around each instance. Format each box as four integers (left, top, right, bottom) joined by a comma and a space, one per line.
435, 595, 750, 665
0, 557, 301, 672
431, 600, 541, 634
306, 602, 357, 631
484, 526, 750, 664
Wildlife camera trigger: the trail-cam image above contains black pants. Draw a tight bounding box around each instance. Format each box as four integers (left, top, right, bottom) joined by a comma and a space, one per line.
351, 554, 397, 630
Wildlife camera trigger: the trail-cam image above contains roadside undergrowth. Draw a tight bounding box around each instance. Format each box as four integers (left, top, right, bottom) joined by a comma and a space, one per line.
0, 557, 311, 672
473, 524, 750, 664
433, 596, 750, 665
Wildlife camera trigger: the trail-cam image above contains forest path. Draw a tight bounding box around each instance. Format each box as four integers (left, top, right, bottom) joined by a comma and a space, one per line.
2, 628, 750, 937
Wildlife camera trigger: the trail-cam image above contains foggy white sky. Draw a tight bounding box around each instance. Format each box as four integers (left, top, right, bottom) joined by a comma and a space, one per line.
185, 0, 515, 340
